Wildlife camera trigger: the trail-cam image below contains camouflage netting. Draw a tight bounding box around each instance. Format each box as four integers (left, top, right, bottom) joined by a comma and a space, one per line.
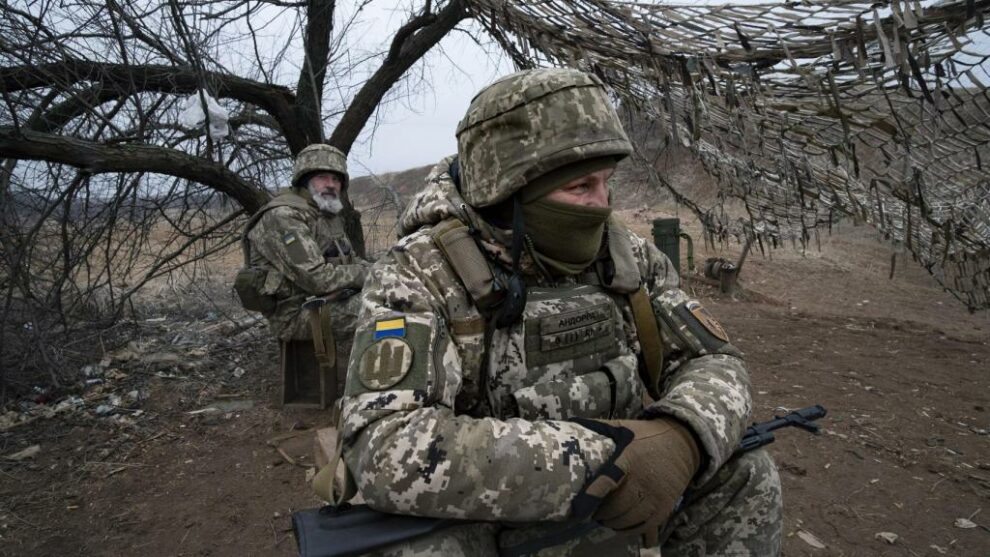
466, 0, 990, 310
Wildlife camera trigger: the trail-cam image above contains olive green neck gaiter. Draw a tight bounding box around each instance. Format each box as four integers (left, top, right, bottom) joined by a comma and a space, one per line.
522, 198, 611, 276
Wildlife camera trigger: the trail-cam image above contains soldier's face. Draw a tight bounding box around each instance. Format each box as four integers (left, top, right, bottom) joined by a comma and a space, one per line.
308, 172, 343, 197
543, 168, 613, 208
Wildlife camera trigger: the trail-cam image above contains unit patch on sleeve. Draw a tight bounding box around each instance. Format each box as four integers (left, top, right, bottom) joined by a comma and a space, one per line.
686, 300, 729, 342
282, 231, 308, 263
358, 337, 414, 390
374, 317, 407, 339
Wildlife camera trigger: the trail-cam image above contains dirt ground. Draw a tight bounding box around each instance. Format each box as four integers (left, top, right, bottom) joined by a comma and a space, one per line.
1, 208, 988, 557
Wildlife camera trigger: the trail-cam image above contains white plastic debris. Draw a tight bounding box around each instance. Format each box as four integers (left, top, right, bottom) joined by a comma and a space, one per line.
4, 445, 40, 461
954, 518, 977, 529
178, 92, 229, 140
796, 530, 826, 549
874, 532, 898, 544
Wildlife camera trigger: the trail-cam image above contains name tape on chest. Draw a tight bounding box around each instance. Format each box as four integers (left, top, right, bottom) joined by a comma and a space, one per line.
525, 302, 619, 366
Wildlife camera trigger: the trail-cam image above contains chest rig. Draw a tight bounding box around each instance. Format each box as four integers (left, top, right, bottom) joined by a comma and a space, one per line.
430, 217, 665, 420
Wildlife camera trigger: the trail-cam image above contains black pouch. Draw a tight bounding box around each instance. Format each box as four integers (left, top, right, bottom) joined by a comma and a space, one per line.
233, 266, 276, 313
292, 504, 462, 557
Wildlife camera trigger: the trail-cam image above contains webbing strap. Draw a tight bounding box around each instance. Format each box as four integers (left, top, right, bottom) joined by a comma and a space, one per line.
431, 218, 503, 314
629, 285, 664, 399
312, 420, 357, 504
308, 303, 337, 374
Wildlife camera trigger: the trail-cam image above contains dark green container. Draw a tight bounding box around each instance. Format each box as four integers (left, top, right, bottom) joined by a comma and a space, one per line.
652, 217, 682, 271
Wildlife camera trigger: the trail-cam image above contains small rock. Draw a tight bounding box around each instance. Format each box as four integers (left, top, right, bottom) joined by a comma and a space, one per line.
233, 367, 245, 378
874, 532, 898, 544
94, 405, 115, 416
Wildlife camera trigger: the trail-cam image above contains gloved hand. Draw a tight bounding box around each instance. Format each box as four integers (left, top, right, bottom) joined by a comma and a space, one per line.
591, 418, 701, 538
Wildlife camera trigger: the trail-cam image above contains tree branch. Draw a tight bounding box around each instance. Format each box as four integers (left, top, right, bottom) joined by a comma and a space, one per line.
294, 0, 336, 146
328, 0, 466, 154
0, 127, 270, 212
0, 59, 306, 150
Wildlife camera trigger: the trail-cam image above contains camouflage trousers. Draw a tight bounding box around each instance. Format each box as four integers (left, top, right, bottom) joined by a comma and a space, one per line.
269, 293, 362, 401
268, 291, 362, 344
366, 449, 781, 557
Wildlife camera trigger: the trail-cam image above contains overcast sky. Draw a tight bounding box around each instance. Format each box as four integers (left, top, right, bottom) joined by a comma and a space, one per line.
340, 5, 514, 177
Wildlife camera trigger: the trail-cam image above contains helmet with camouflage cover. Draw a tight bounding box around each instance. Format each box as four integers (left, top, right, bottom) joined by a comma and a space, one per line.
455, 68, 632, 208
292, 144, 349, 189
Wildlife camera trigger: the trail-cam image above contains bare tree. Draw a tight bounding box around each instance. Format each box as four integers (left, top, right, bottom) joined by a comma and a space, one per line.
0, 0, 467, 395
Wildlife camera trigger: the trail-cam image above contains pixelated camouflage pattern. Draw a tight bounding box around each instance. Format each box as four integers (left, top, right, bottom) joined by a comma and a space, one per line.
645, 289, 751, 484
356, 449, 781, 556
246, 188, 368, 341
455, 68, 632, 208
339, 159, 766, 552
660, 449, 782, 556
292, 143, 349, 188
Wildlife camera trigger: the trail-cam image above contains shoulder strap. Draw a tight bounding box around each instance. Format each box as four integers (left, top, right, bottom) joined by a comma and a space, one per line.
629, 285, 664, 400
429, 218, 505, 315
241, 189, 314, 265
605, 219, 644, 294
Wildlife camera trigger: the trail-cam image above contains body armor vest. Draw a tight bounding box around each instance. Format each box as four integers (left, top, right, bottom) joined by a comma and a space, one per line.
429, 217, 658, 420
486, 284, 644, 422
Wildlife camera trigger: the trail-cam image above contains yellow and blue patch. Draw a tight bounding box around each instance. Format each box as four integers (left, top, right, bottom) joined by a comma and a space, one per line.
374, 317, 406, 340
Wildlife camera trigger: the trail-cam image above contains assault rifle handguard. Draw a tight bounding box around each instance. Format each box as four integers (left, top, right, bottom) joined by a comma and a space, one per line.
293, 404, 828, 557
739, 404, 827, 452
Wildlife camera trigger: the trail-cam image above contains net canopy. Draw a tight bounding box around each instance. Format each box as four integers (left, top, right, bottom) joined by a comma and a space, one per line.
467, 0, 990, 310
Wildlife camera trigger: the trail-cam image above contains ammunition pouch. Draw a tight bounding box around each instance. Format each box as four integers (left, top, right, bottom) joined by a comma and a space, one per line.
233, 266, 276, 313
430, 219, 505, 315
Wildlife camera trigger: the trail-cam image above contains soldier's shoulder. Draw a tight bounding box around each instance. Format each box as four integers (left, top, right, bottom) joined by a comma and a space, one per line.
259, 203, 312, 225
378, 225, 461, 283
390, 222, 433, 248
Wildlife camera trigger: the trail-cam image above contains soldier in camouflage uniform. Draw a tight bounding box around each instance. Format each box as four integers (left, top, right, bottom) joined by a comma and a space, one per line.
241, 144, 370, 400
336, 69, 782, 555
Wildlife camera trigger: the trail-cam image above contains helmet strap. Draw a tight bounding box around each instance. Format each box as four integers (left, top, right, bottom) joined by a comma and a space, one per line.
494, 194, 527, 328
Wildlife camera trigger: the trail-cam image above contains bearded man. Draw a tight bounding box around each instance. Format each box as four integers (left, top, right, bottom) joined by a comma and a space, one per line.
237, 144, 369, 407
331, 69, 782, 555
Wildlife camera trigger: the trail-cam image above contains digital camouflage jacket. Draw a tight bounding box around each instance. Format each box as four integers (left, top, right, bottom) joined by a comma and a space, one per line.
339, 158, 752, 525
245, 188, 368, 341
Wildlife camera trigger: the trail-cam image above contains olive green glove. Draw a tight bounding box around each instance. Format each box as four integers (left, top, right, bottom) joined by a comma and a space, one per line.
590, 418, 701, 538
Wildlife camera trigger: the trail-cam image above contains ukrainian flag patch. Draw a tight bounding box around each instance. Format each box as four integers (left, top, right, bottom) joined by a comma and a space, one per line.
374, 317, 406, 339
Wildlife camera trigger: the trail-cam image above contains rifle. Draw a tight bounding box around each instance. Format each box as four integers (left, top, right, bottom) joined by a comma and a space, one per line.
740, 404, 827, 451
293, 405, 827, 557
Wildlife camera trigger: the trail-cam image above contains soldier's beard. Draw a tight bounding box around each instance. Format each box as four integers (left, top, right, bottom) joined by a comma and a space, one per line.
308, 185, 344, 214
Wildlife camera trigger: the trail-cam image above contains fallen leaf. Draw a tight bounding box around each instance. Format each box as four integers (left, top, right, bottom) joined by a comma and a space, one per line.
797, 530, 826, 549
874, 532, 898, 544
954, 518, 977, 529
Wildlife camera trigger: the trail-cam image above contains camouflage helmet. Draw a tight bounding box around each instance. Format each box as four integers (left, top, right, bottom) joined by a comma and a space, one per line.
292, 144, 349, 189
455, 68, 632, 208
